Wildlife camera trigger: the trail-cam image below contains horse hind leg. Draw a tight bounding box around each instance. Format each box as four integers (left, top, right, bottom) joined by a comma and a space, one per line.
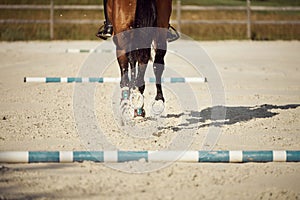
128, 51, 144, 116
131, 48, 151, 118
128, 50, 137, 89
117, 50, 130, 89
136, 48, 151, 93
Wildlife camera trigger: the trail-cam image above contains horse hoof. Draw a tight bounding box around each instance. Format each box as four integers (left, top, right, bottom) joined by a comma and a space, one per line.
151, 100, 165, 115
121, 87, 130, 100
134, 108, 146, 118
130, 89, 144, 109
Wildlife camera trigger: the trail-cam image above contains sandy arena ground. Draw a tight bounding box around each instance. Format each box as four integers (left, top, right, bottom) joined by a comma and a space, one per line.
0, 40, 299, 199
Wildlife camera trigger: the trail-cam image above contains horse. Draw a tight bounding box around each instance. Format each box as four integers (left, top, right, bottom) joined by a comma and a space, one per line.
108, 0, 168, 120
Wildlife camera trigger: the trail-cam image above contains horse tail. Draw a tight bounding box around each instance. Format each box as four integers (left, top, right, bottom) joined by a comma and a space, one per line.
131, 0, 156, 64
135, 0, 156, 28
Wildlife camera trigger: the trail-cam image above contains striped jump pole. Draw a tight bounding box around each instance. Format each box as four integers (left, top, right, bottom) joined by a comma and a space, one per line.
0, 150, 299, 163
65, 49, 178, 54
65, 49, 114, 53
24, 77, 207, 83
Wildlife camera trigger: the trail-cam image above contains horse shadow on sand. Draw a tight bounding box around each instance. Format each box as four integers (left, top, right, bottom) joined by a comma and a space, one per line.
159, 104, 300, 132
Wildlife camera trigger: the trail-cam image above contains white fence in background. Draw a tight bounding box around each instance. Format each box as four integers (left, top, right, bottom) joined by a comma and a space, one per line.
0, 0, 299, 39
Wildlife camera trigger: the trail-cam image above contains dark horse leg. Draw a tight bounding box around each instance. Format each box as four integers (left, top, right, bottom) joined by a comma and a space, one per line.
153, 46, 166, 102
127, 50, 137, 89
153, 28, 167, 104
150, 0, 171, 114
136, 49, 151, 94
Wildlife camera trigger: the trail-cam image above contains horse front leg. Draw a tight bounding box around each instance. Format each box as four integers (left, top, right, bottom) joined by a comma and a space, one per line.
116, 50, 133, 122
152, 39, 166, 115
154, 48, 166, 102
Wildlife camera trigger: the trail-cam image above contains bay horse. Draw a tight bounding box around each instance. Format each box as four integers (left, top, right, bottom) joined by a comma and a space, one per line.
108, 0, 168, 119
